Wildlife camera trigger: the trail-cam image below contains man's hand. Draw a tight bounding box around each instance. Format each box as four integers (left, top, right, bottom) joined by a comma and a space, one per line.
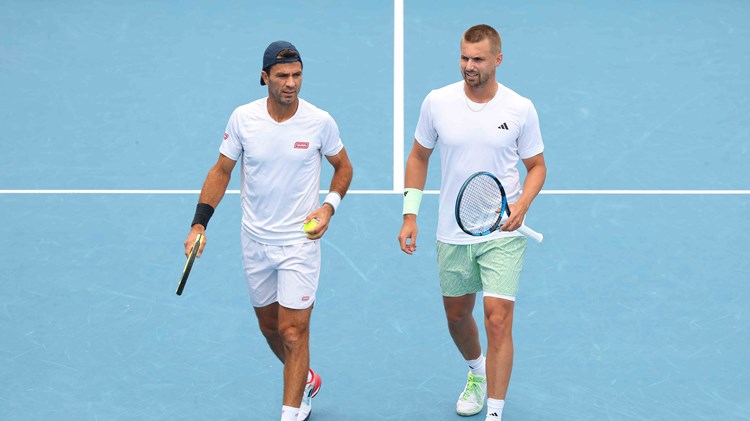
184, 225, 207, 257
501, 200, 529, 232
303, 205, 335, 240
398, 214, 419, 255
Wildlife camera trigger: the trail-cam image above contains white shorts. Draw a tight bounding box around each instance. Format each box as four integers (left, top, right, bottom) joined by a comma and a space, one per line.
241, 235, 321, 310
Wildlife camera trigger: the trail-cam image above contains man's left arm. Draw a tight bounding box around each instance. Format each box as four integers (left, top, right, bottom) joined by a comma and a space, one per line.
502, 152, 546, 232
304, 147, 353, 239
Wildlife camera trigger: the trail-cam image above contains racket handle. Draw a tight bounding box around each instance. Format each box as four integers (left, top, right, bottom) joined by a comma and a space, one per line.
517, 224, 544, 243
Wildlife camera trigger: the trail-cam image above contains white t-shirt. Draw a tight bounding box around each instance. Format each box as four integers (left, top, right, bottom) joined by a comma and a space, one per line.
220, 97, 344, 245
415, 81, 544, 245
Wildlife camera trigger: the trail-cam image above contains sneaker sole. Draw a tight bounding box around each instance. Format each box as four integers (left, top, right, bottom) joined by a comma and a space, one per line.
456, 406, 484, 416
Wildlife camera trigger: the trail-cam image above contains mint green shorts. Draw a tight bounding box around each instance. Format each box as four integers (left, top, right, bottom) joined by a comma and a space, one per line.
436, 237, 527, 300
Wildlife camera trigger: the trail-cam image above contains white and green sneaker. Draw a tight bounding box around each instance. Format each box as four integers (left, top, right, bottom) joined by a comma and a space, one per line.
456, 372, 487, 416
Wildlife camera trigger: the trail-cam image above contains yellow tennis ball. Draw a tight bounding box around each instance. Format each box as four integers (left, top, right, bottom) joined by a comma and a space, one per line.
303, 219, 319, 233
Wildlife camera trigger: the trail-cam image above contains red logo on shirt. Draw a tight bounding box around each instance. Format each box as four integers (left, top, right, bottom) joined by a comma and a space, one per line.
294, 141, 309, 149
223, 133, 229, 141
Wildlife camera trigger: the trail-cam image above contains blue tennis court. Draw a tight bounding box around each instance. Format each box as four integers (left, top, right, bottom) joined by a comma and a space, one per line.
2, 1, 749, 420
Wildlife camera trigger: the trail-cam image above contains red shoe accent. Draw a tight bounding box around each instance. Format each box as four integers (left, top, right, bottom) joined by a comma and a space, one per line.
307, 368, 322, 398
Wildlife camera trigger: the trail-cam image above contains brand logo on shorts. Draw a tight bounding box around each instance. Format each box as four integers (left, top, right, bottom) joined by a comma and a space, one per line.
301, 295, 310, 301
223, 132, 229, 140
294, 141, 309, 149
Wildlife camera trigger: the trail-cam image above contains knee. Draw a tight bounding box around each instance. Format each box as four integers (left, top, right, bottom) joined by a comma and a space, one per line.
279, 322, 309, 348
445, 307, 474, 329
484, 311, 513, 338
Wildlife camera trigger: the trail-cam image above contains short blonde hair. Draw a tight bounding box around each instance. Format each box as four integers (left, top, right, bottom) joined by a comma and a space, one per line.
463, 24, 501, 54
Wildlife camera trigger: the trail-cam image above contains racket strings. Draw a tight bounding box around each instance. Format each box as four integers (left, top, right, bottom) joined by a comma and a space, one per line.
458, 175, 504, 235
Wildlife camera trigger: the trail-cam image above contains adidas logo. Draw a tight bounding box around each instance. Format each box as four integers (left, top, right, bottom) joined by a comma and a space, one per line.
498, 123, 509, 130
488, 412, 499, 417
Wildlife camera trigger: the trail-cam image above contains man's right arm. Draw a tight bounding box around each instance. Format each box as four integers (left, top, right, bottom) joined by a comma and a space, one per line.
185, 153, 237, 256
197, 153, 236, 209
398, 140, 433, 255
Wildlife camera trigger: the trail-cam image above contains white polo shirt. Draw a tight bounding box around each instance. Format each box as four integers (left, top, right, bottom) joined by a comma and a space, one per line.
415, 81, 544, 245
220, 97, 344, 245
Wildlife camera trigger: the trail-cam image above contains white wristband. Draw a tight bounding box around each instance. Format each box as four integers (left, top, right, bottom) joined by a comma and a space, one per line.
323, 191, 342, 214
403, 188, 423, 215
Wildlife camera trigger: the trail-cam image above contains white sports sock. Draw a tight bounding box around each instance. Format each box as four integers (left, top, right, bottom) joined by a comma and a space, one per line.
466, 355, 486, 376
486, 398, 505, 420
306, 369, 312, 383
281, 405, 299, 421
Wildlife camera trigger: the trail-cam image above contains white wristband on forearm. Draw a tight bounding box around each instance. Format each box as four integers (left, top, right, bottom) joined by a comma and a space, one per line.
403, 188, 423, 215
323, 191, 342, 214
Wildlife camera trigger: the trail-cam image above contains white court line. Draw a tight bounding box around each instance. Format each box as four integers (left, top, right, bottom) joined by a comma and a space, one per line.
0, 190, 398, 195
392, 0, 404, 192
539, 190, 750, 195
1, 190, 750, 195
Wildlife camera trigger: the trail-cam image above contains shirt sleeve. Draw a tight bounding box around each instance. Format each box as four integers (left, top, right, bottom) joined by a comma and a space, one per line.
219, 108, 243, 160
517, 101, 545, 159
414, 92, 437, 149
320, 113, 344, 157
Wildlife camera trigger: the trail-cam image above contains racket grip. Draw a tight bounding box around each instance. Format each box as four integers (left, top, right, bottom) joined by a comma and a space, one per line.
517, 224, 544, 243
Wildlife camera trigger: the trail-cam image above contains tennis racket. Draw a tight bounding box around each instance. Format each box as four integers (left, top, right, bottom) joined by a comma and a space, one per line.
455, 171, 544, 243
176, 233, 203, 295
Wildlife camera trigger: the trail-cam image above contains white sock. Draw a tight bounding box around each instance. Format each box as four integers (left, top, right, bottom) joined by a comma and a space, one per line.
486, 398, 505, 420
306, 369, 312, 383
466, 355, 486, 376
281, 405, 299, 421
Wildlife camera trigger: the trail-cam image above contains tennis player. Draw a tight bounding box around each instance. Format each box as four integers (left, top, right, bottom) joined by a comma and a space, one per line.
184, 40, 353, 421
397, 24, 546, 420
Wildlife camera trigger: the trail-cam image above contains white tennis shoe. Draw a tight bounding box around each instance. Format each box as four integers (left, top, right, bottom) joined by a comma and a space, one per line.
298, 369, 321, 421
456, 372, 487, 416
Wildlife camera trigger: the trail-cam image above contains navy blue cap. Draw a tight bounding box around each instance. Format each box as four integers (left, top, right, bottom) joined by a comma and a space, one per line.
260, 40, 302, 85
